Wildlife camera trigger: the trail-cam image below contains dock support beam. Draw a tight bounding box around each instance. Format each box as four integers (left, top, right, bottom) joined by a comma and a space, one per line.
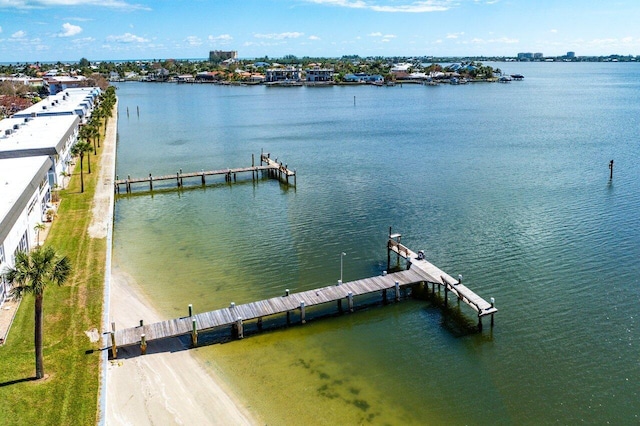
300, 301, 306, 324
395, 281, 400, 302
347, 292, 354, 312
257, 317, 263, 330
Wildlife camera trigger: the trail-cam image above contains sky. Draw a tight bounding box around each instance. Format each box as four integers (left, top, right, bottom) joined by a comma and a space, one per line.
1, 0, 640, 62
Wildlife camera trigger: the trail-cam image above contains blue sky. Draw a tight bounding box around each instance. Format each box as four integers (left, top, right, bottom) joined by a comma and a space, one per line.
1, 0, 639, 62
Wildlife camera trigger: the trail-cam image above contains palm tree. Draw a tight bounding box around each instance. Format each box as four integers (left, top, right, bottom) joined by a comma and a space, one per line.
34, 223, 45, 246
71, 140, 93, 193
3, 246, 71, 379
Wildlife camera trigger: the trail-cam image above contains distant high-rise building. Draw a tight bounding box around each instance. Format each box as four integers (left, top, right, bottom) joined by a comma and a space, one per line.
566, 51, 576, 58
209, 50, 238, 63
517, 52, 534, 61
534, 52, 544, 60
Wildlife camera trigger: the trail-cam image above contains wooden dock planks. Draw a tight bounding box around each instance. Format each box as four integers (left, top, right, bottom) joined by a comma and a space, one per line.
111, 239, 497, 353
114, 152, 296, 194
113, 269, 430, 348
388, 240, 497, 316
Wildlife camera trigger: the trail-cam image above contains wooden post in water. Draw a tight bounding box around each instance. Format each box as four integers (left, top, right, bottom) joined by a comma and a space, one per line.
609, 159, 614, 180
140, 334, 147, 355
191, 318, 198, 347
257, 317, 263, 330
188, 303, 193, 317
337, 298, 343, 313
478, 315, 483, 332
110, 322, 117, 359
136, 106, 139, 117
149, 174, 153, 191
382, 288, 387, 304
201, 170, 205, 185
300, 301, 306, 324
395, 281, 400, 302
176, 171, 181, 188
139, 319, 144, 327
348, 292, 354, 312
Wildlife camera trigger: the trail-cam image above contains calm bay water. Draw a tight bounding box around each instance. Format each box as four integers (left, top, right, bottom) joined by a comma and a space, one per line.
112, 62, 640, 425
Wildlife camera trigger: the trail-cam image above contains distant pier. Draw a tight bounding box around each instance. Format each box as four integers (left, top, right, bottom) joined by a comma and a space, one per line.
114, 151, 296, 194
108, 230, 497, 358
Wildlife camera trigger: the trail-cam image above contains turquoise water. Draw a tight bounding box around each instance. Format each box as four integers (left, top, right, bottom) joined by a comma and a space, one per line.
113, 63, 640, 424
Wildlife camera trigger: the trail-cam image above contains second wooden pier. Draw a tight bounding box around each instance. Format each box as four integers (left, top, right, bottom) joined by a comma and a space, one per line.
114, 151, 296, 194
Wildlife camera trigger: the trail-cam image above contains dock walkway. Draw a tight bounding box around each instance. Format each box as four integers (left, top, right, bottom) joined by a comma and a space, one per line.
109, 233, 497, 357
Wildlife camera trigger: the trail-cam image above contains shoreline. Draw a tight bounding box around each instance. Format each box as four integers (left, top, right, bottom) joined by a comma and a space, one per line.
97, 97, 257, 425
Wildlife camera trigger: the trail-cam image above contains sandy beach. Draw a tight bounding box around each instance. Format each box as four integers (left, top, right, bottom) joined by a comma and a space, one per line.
97, 99, 257, 425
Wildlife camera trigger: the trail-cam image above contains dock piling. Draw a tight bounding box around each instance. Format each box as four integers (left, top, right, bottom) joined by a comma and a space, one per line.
609, 159, 614, 180
140, 334, 147, 355
236, 317, 244, 339
191, 318, 198, 347
110, 322, 117, 359
395, 281, 400, 301
188, 304, 193, 317
348, 292, 354, 312
300, 301, 306, 324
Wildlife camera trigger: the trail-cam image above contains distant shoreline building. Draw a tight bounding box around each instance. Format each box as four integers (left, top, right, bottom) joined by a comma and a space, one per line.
209, 50, 238, 63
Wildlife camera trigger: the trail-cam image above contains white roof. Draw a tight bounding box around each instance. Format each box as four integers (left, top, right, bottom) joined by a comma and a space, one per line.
13, 87, 100, 119
0, 115, 79, 159
0, 156, 52, 242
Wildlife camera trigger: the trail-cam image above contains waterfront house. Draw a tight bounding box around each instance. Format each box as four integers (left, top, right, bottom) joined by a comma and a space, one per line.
0, 156, 53, 307
305, 67, 334, 82
344, 73, 384, 83
265, 67, 301, 82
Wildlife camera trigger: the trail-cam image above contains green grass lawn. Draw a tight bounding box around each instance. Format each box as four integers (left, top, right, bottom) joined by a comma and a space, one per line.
0, 134, 107, 424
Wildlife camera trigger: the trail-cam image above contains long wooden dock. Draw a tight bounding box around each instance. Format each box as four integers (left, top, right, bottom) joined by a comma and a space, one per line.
108, 232, 497, 357
114, 152, 295, 194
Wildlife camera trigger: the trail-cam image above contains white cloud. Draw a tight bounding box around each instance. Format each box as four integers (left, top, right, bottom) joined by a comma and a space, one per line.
446, 32, 464, 39
208, 34, 233, 43
254, 32, 304, 40
185, 36, 202, 46
368, 32, 382, 37
0, 0, 150, 11
11, 30, 27, 38
550, 29, 558, 33
303, 0, 453, 13
0, 26, 3, 33
71, 36, 95, 44
308, 35, 321, 40
106, 32, 149, 43
383, 34, 396, 38
59, 22, 82, 37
